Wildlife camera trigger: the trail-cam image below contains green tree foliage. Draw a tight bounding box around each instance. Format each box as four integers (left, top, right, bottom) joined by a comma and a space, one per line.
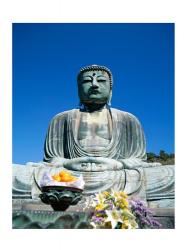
147, 150, 175, 165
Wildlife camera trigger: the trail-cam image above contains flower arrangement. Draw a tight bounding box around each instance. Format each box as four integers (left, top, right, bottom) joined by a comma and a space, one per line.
90, 190, 162, 229
90, 190, 138, 229
129, 199, 162, 229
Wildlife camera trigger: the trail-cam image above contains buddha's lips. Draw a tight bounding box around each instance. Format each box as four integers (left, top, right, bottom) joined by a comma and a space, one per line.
89, 89, 101, 95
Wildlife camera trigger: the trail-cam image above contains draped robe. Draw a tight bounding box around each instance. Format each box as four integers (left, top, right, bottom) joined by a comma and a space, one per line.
42, 108, 147, 194
12, 108, 174, 203
44, 108, 147, 164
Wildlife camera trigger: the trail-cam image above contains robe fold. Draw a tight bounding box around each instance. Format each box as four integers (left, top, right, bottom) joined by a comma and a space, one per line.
43, 108, 147, 163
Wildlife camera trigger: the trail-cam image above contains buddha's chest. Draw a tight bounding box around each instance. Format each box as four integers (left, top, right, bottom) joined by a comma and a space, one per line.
77, 110, 112, 150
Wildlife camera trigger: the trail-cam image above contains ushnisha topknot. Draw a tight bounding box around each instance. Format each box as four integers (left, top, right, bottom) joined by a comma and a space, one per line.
77, 64, 113, 88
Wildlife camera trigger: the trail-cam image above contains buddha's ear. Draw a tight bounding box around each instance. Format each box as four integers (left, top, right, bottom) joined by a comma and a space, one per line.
107, 91, 112, 106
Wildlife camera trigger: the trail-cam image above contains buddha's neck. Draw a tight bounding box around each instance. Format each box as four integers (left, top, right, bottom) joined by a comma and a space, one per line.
81, 103, 107, 112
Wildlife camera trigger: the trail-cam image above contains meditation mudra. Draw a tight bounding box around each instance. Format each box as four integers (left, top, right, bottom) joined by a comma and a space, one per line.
13, 65, 174, 207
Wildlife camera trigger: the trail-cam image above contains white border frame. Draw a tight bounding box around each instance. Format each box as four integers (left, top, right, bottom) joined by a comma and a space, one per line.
0, 0, 186, 249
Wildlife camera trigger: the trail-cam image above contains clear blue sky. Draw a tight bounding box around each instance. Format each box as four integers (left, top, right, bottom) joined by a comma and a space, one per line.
13, 23, 174, 164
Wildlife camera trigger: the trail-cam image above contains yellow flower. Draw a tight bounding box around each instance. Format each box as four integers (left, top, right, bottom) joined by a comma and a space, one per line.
111, 210, 120, 220
121, 220, 130, 229
118, 191, 128, 198
121, 219, 138, 229
113, 191, 119, 197
103, 191, 110, 198
115, 197, 129, 209
95, 203, 105, 211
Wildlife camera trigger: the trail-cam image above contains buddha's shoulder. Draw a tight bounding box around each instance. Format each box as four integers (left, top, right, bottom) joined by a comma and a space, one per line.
51, 109, 78, 121
111, 108, 140, 122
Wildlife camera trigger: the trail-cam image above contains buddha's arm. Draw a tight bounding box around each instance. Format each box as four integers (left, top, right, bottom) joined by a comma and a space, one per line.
119, 158, 161, 168
119, 158, 145, 168
50, 157, 70, 165
43, 111, 69, 163
117, 111, 161, 168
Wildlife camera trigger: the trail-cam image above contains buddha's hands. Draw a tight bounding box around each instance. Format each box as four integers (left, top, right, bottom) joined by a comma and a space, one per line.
62, 156, 124, 171
48, 156, 162, 170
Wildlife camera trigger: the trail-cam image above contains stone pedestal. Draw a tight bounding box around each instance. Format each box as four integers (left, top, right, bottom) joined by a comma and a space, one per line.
12, 199, 174, 229
150, 208, 175, 229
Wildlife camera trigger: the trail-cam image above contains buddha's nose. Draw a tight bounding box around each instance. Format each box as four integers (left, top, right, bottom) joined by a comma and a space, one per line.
92, 78, 99, 88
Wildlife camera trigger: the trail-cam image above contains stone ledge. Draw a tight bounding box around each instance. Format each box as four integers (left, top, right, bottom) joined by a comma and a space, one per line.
151, 208, 174, 217
12, 199, 175, 229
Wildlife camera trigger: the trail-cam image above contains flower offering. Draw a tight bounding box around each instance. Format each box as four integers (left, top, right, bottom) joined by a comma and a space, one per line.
90, 190, 162, 229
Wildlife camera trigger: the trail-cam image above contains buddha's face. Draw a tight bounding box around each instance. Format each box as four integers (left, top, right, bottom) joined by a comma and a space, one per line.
78, 70, 111, 104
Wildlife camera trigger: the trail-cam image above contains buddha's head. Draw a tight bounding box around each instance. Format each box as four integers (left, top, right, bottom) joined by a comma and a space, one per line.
77, 65, 113, 106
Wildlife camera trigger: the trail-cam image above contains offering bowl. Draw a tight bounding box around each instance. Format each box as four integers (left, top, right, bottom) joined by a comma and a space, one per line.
39, 186, 83, 211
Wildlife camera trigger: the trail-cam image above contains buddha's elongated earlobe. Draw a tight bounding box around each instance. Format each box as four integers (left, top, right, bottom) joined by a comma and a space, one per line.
107, 92, 112, 106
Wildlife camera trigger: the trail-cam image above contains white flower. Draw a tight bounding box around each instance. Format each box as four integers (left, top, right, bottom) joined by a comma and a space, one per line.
105, 210, 123, 229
